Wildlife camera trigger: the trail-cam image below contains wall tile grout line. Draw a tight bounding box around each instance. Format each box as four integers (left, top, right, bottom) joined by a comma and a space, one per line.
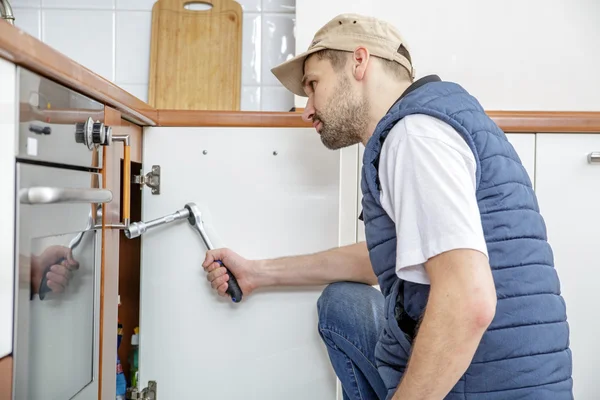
37, 8, 42, 40
112, 10, 116, 82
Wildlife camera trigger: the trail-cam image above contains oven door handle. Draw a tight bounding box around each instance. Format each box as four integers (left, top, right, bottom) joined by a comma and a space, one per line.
19, 187, 113, 204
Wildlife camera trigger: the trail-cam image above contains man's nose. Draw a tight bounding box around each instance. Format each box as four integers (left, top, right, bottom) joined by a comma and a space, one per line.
302, 98, 315, 123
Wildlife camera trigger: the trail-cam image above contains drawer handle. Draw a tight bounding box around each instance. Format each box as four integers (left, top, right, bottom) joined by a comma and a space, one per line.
19, 187, 113, 204
588, 152, 600, 164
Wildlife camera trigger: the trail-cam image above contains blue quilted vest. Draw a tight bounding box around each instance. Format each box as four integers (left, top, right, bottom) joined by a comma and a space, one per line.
360, 75, 573, 399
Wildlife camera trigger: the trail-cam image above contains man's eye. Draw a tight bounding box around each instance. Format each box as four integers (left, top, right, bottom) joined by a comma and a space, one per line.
310, 81, 316, 90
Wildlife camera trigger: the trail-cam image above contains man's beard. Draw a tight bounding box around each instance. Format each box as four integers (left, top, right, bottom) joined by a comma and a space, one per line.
314, 76, 369, 150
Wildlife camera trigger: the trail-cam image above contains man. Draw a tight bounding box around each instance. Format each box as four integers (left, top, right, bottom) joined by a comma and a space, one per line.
202, 13, 573, 399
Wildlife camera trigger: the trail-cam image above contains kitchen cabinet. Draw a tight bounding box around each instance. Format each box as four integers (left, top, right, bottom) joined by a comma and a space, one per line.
535, 133, 600, 399
118, 126, 359, 399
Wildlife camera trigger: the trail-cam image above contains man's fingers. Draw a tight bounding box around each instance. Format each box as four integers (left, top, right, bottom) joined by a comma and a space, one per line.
210, 273, 229, 290
202, 250, 219, 268
51, 264, 72, 279
65, 257, 80, 270
217, 282, 228, 296
46, 269, 69, 287
52, 245, 72, 260
46, 277, 66, 293
207, 265, 226, 282
202, 248, 229, 268
206, 262, 221, 274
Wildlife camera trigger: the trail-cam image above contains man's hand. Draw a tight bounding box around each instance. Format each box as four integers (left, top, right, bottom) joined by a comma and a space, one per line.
202, 248, 261, 297
392, 249, 497, 400
31, 245, 80, 296
201, 242, 376, 298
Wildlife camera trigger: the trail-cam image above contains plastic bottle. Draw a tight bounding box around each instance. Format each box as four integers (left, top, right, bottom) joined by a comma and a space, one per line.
116, 297, 127, 399
129, 327, 139, 389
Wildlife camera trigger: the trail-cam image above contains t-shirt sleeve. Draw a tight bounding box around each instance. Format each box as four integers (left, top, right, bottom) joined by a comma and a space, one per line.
378, 114, 489, 285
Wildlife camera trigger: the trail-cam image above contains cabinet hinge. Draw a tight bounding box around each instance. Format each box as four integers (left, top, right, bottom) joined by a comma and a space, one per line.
127, 380, 157, 399
134, 165, 161, 195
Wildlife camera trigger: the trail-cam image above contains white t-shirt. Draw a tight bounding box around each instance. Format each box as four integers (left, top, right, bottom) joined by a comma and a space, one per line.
378, 113, 489, 285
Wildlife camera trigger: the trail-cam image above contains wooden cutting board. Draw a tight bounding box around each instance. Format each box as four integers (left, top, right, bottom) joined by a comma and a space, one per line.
148, 0, 242, 110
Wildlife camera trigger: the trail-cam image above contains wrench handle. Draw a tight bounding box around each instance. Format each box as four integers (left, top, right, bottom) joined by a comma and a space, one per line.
218, 260, 243, 303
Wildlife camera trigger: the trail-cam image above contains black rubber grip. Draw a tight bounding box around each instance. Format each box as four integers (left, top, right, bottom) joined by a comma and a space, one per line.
218, 260, 243, 303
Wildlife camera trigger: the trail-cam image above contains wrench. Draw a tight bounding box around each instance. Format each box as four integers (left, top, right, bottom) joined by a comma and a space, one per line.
124, 203, 243, 303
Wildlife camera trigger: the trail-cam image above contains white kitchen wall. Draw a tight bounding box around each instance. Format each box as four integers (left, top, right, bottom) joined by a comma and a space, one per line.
295, 0, 600, 111
10, 0, 296, 111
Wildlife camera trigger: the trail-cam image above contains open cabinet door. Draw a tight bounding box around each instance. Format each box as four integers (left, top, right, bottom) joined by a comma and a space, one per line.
135, 126, 358, 399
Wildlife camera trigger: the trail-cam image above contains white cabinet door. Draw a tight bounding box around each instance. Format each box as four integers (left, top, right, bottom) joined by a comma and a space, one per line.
0, 58, 16, 360
137, 127, 358, 399
356, 134, 536, 242
535, 133, 600, 398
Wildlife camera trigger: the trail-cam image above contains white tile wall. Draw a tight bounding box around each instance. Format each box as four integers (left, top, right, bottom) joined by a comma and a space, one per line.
11, 0, 296, 111
42, 9, 115, 81
115, 11, 152, 84
261, 13, 295, 87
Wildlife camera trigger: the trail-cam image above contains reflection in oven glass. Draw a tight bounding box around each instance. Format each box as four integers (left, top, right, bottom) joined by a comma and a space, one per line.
25, 229, 96, 400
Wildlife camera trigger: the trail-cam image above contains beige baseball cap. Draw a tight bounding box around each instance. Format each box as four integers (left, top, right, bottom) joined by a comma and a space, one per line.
271, 13, 415, 97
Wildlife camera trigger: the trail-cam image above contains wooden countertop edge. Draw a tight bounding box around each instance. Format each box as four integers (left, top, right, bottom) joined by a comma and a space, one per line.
2, 21, 599, 133
0, 21, 158, 126
486, 111, 600, 133
155, 110, 600, 133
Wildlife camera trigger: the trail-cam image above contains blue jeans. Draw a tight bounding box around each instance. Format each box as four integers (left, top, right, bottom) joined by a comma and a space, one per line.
317, 281, 388, 400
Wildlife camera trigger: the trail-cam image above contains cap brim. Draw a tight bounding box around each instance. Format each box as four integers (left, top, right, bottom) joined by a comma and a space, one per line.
270, 46, 324, 98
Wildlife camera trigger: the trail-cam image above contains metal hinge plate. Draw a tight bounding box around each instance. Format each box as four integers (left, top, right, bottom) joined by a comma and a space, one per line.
127, 380, 157, 399
134, 165, 161, 195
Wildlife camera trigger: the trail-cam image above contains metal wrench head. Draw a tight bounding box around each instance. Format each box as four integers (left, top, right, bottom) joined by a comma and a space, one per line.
124, 221, 146, 239
184, 203, 213, 250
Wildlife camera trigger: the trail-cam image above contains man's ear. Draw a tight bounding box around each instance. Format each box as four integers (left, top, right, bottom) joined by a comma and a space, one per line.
352, 47, 370, 81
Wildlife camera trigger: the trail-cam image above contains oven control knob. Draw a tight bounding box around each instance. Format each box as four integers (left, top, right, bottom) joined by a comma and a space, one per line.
103, 125, 113, 146
75, 122, 86, 144
92, 122, 106, 144
75, 117, 94, 148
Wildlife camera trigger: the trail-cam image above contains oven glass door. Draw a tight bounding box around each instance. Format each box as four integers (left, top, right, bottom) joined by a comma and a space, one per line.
14, 162, 109, 400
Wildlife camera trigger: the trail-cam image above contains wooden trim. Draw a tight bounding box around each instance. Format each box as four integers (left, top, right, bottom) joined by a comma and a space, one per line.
0, 355, 12, 400
291, 108, 600, 133
153, 110, 600, 132
0, 21, 157, 126
485, 111, 600, 133
101, 106, 124, 400
155, 110, 311, 128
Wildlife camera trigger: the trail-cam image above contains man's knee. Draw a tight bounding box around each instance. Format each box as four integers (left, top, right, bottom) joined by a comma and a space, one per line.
318, 281, 365, 317
317, 282, 353, 316
317, 281, 384, 331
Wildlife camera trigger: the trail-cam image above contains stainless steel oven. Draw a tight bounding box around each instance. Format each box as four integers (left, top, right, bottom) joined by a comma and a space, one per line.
13, 67, 113, 400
